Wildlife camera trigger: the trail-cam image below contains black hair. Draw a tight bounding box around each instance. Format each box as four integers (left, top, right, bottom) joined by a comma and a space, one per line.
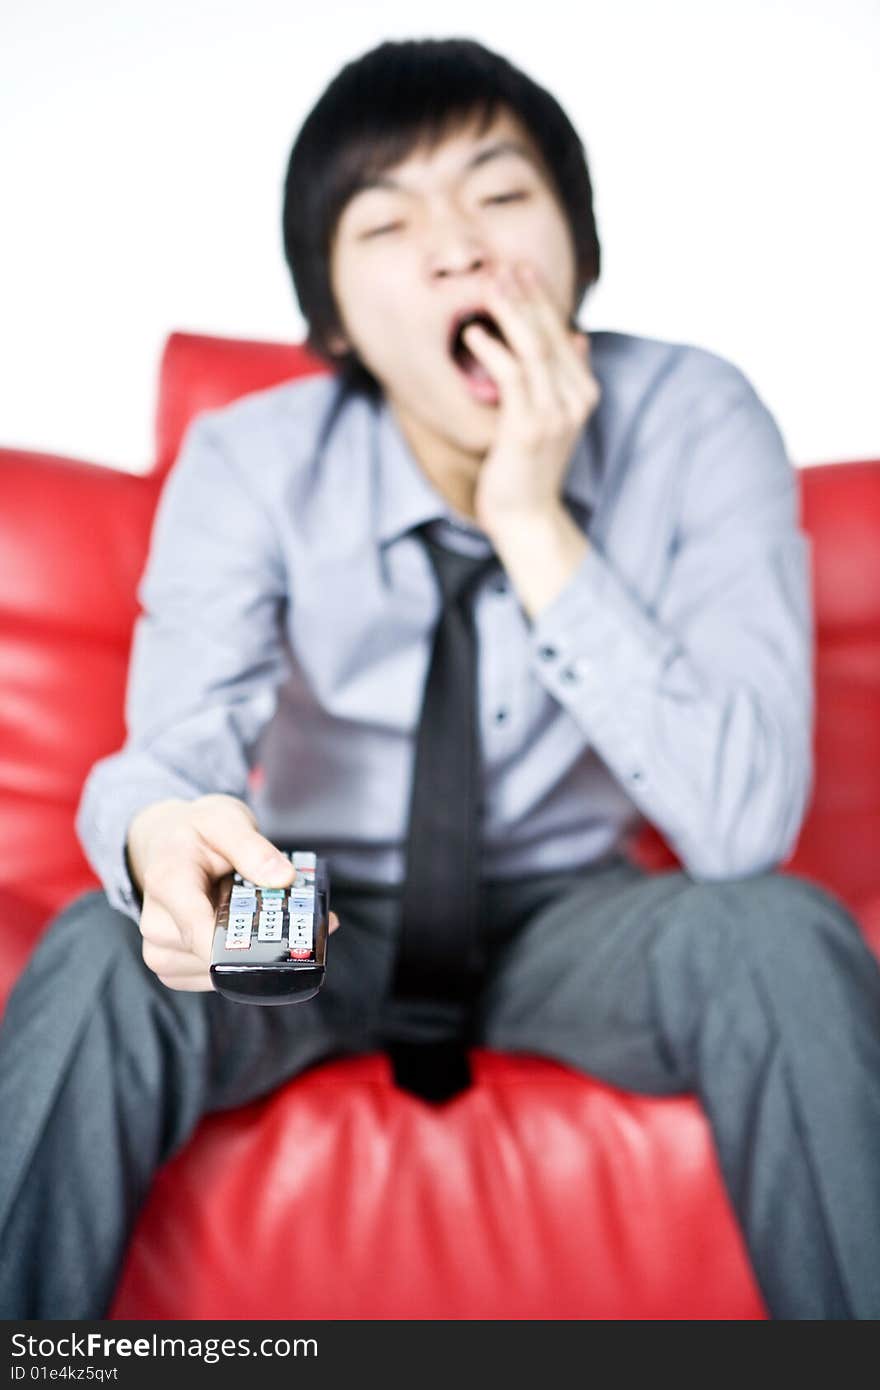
282, 36, 602, 407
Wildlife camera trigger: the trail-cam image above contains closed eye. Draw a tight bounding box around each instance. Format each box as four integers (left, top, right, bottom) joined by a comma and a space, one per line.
362, 192, 530, 238
363, 222, 404, 238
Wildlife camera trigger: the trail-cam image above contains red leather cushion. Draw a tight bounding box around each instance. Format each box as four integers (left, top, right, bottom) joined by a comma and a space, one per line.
154, 332, 329, 480
784, 460, 880, 913
0, 887, 47, 1015
801, 459, 880, 634
109, 1053, 765, 1320
0, 449, 156, 916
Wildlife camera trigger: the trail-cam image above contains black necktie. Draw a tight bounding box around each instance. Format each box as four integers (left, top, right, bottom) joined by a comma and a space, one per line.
381, 524, 500, 1104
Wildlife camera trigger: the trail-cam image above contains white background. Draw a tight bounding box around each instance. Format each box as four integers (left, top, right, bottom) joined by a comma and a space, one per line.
1, 0, 877, 474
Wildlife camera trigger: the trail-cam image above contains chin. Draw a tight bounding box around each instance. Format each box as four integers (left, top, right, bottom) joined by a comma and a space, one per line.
393, 372, 497, 456
444, 393, 499, 444
448, 417, 496, 459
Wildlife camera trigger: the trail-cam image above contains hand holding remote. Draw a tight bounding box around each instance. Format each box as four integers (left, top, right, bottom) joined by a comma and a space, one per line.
126, 793, 340, 993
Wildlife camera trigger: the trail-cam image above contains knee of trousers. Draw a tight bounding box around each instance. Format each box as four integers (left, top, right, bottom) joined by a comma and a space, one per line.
652, 869, 876, 997
38, 887, 146, 973
7, 889, 213, 1170
8, 886, 212, 1087
7, 887, 170, 1030
633, 870, 879, 1080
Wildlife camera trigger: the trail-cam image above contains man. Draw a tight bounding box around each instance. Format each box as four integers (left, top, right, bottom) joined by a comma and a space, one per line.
1, 37, 878, 1320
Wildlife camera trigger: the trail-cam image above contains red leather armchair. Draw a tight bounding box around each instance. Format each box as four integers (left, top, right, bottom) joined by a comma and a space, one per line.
2, 332, 878, 1319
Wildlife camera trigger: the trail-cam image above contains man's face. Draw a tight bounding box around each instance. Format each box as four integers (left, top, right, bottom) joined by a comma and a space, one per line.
327, 108, 580, 459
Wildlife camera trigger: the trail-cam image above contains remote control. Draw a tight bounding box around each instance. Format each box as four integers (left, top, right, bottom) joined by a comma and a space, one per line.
209, 850, 330, 1004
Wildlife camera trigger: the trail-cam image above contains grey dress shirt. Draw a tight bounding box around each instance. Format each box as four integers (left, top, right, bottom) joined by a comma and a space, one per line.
75, 330, 814, 926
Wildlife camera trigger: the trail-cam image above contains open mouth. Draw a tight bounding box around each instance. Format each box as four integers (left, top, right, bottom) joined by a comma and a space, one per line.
448, 310, 507, 380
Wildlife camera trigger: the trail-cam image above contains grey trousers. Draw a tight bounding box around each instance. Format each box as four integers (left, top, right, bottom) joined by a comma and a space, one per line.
1, 853, 879, 1320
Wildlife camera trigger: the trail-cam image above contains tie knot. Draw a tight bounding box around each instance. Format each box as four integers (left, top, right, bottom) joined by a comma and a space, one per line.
417, 527, 500, 609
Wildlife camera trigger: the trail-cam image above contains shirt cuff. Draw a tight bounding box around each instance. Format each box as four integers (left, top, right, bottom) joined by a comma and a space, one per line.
75, 757, 201, 926
101, 810, 146, 926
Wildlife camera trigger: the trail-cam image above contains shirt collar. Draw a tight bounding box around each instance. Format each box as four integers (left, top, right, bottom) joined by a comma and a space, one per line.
373, 393, 602, 548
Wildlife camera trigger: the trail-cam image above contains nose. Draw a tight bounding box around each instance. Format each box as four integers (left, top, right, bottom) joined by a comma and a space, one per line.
431, 247, 491, 283
425, 210, 495, 282
436, 255, 492, 284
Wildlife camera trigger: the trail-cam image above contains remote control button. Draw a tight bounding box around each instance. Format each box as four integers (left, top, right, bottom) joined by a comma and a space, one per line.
293, 852, 317, 869
230, 891, 256, 908
258, 918, 283, 942
225, 928, 251, 950
260, 887, 286, 899
229, 912, 254, 927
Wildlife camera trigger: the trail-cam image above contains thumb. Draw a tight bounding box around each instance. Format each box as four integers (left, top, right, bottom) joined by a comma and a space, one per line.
196, 795, 296, 888
241, 837, 340, 930
230, 827, 295, 888
231, 834, 341, 930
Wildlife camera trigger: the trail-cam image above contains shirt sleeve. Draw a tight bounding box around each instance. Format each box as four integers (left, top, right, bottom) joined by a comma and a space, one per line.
528, 372, 814, 880
74, 414, 291, 923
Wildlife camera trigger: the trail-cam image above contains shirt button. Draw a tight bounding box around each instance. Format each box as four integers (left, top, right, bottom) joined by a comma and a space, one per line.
560, 666, 580, 684
629, 769, 645, 782
538, 644, 558, 661
493, 577, 508, 594
494, 707, 509, 724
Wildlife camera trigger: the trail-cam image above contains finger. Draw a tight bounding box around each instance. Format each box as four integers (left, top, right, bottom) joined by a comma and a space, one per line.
156, 970, 214, 993
191, 795, 296, 889
513, 266, 599, 412
512, 263, 578, 360
481, 272, 570, 420
480, 273, 543, 364
140, 891, 193, 951
461, 319, 528, 412
141, 835, 218, 963
140, 894, 212, 982
557, 331, 602, 419
477, 275, 557, 414
329, 911, 340, 934
142, 938, 210, 979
